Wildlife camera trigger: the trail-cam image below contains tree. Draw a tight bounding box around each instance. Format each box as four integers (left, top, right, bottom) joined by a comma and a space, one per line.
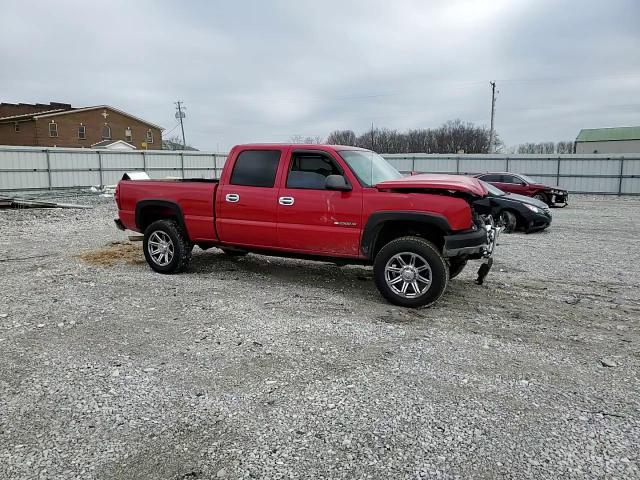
289, 135, 323, 144
516, 141, 574, 154
325, 120, 491, 154
162, 135, 198, 151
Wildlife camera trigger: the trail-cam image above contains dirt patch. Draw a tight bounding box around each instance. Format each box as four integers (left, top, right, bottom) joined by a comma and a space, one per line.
78, 241, 144, 266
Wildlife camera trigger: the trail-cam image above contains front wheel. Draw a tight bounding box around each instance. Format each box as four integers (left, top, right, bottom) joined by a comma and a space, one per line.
373, 236, 449, 308
143, 220, 192, 273
498, 210, 517, 233
533, 193, 548, 204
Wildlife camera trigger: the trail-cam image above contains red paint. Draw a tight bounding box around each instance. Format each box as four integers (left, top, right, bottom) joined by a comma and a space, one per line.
117, 144, 489, 259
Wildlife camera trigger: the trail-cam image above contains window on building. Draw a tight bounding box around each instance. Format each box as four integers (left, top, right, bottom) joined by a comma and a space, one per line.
101, 124, 111, 139
146, 130, 154, 144
78, 125, 86, 140
286, 152, 342, 189
14, 123, 20, 133
230, 150, 281, 188
48, 122, 58, 137
125, 127, 132, 143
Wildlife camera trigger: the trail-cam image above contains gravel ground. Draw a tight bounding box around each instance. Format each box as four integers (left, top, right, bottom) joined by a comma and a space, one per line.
0, 194, 639, 479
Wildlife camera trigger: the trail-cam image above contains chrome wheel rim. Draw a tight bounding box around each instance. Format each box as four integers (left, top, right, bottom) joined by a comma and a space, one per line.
385, 252, 432, 298
148, 231, 174, 266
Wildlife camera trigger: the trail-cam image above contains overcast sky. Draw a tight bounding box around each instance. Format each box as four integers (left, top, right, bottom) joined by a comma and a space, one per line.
1, 0, 638, 151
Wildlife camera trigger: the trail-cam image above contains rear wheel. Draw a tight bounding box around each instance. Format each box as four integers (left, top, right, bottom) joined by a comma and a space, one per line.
498, 210, 517, 233
143, 220, 192, 273
449, 258, 468, 279
373, 236, 448, 308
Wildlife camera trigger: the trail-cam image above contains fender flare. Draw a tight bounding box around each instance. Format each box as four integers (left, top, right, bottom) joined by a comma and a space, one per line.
135, 199, 188, 237
361, 211, 452, 259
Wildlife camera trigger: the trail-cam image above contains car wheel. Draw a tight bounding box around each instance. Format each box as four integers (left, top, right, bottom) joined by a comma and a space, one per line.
449, 258, 468, 279
533, 193, 549, 204
373, 236, 448, 308
498, 210, 517, 233
220, 248, 248, 257
143, 220, 192, 273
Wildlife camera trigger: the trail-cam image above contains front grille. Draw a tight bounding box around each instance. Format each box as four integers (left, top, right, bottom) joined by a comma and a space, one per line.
542, 206, 552, 216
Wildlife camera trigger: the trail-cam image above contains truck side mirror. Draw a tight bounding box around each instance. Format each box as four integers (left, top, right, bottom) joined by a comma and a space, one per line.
325, 175, 352, 191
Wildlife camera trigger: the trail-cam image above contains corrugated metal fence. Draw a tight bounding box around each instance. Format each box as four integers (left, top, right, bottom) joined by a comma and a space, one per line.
384, 153, 640, 194
0, 146, 638, 194
0, 146, 226, 190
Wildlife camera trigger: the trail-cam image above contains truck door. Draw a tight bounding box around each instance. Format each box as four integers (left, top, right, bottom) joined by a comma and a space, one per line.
216, 148, 284, 248
276, 149, 362, 256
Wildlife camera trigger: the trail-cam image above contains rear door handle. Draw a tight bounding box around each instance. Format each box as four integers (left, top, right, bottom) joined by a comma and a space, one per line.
278, 196, 295, 206
225, 193, 239, 203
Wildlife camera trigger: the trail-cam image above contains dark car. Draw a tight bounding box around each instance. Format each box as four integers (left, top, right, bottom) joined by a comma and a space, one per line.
480, 181, 552, 233
474, 172, 568, 206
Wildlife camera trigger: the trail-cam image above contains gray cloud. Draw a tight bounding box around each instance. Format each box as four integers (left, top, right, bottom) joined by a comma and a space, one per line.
1, 0, 638, 150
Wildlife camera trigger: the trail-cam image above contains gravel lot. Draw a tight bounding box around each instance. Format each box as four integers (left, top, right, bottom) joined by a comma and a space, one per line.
1, 194, 639, 479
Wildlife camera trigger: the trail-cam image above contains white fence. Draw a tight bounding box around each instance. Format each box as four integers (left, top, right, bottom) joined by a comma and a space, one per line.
0, 146, 638, 194
384, 153, 640, 195
0, 146, 226, 191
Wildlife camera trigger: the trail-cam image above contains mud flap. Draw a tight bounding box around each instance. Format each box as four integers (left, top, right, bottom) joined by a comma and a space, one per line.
476, 257, 493, 285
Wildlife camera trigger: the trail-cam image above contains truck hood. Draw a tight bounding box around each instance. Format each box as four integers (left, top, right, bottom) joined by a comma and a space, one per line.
376, 174, 488, 197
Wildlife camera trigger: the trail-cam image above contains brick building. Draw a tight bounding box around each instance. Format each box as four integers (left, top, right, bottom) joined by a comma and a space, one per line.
0, 102, 163, 149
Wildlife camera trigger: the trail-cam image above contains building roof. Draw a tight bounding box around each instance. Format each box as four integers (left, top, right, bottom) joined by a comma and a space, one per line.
576, 126, 640, 142
33, 105, 164, 130
0, 104, 163, 130
0, 109, 67, 121
91, 139, 137, 149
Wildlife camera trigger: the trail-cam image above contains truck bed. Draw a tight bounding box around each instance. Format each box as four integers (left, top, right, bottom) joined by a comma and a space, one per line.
116, 179, 218, 241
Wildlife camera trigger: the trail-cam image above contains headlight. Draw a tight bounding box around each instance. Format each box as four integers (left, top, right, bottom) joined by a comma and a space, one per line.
524, 204, 540, 213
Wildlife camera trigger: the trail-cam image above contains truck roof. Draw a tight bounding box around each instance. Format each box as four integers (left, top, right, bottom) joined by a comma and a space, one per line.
235, 143, 365, 151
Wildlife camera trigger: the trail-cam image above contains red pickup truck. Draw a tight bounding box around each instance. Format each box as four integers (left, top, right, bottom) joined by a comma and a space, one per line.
115, 144, 499, 307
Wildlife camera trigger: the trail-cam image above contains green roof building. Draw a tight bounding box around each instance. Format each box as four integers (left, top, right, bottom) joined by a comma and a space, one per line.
575, 126, 640, 154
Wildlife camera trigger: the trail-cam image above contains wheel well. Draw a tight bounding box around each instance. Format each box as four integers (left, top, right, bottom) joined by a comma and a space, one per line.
372, 220, 445, 258
137, 204, 183, 234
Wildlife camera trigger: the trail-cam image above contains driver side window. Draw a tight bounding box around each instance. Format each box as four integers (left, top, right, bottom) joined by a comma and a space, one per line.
286, 153, 342, 189
501, 174, 520, 184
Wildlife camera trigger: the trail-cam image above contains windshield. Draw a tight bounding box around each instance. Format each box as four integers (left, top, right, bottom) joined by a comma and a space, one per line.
338, 150, 403, 187
518, 174, 537, 184
481, 180, 506, 196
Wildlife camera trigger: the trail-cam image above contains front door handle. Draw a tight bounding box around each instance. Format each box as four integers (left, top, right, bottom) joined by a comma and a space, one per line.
225, 193, 239, 203
278, 196, 295, 206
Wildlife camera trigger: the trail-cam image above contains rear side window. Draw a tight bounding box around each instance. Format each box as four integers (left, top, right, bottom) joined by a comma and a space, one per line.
230, 150, 281, 187
480, 174, 500, 182
287, 153, 342, 189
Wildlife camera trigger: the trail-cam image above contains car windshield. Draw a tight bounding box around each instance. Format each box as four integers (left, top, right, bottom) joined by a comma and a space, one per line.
338, 149, 403, 187
518, 174, 537, 184
481, 180, 506, 196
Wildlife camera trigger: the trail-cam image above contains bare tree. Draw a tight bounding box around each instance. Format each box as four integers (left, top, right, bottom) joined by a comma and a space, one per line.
289, 135, 323, 144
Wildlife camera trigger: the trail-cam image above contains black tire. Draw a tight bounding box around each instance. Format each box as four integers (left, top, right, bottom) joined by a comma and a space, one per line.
449, 258, 468, 279
498, 210, 517, 233
373, 236, 449, 308
220, 248, 248, 257
143, 220, 192, 274
533, 192, 549, 205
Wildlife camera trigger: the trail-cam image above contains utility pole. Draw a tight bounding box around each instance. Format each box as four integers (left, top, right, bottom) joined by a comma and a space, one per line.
175, 101, 187, 148
489, 81, 497, 153
371, 121, 375, 151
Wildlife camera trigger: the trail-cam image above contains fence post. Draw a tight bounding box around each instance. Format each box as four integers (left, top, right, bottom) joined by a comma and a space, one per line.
97, 150, 103, 187
142, 151, 147, 173
556, 157, 561, 187
505, 156, 510, 172
412, 156, 415, 172
45, 149, 52, 190
180, 152, 185, 178
455, 156, 460, 174
618, 157, 625, 195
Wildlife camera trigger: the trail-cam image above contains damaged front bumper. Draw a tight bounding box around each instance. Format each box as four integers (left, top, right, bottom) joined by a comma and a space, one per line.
442, 217, 500, 284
